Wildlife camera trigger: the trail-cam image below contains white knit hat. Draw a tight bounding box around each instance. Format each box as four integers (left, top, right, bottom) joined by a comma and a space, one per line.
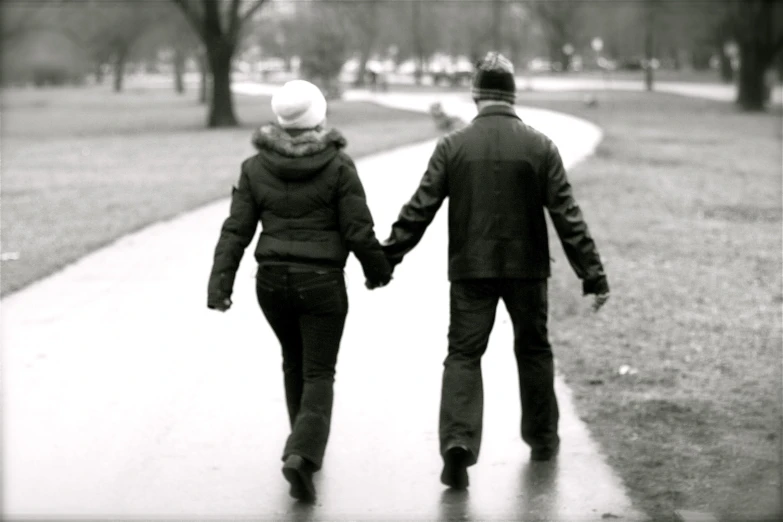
271, 80, 327, 129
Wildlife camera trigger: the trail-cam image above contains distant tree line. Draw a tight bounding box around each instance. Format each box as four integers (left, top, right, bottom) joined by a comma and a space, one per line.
1, 0, 780, 126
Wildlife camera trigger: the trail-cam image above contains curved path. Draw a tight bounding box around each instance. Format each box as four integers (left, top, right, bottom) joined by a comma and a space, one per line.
1, 87, 645, 521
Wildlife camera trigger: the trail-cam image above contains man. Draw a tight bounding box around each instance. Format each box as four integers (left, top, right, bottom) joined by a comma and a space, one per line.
380, 51, 610, 490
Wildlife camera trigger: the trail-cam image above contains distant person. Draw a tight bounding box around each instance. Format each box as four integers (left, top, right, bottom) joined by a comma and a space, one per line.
379, 52, 610, 489
207, 80, 391, 502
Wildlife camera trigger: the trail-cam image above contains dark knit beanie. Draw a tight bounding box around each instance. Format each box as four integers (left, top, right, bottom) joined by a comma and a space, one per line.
471, 51, 516, 104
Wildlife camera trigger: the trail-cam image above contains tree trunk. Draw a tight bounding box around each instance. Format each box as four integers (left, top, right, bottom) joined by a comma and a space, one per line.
670, 47, 681, 70
412, 1, 423, 86
198, 53, 209, 104
353, 47, 372, 87
415, 55, 424, 86
492, 0, 503, 51
719, 46, 734, 83
777, 51, 783, 83
351, 3, 380, 88
643, 0, 658, 91
113, 48, 127, 93
548, 39, 563, 71
207, 44, 238, 127
173, 47, 186, 94
559, 48, 572, 72
507, 46, 518, 71
644, 15, 654, 91
736, 44, 770, 111
94, 62, 104, 84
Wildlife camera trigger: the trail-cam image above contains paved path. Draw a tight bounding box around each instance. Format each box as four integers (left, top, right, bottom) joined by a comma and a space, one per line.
1, 90, 645, 521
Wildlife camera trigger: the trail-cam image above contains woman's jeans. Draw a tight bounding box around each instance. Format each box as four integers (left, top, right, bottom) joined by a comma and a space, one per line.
256, 265, 348, 470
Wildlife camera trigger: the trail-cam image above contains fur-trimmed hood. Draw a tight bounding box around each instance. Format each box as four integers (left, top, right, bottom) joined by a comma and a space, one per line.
251, 123, 347, 181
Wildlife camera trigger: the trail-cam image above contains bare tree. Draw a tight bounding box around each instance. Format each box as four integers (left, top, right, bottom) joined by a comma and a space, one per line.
56, 1, 161, 92
728, 0, 783, 110
294, 2, 349, 99
714, 19, 735, 83
643, 0, 660, 91
528, 0, 583, 72
343, 0, 381, 87
1, 2, 50, 45
406, 0, 442, 84
154, 10, 199, 95
491, 0, 504, 51
171, 0, 268, 127
108, 6, 159, 92
438, 2, 494, 63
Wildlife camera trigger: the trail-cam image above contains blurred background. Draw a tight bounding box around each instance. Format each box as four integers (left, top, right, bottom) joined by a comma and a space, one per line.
2, 0, 781, 123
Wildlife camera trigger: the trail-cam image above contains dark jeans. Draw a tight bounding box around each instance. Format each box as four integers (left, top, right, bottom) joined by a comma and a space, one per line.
440, 279, 559, 465
256, 265, 348, 471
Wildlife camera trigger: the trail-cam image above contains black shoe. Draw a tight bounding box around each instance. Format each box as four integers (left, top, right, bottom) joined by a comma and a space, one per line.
441, 445, 470, 490
282, 455, 316, 502
530, 441, 560, 462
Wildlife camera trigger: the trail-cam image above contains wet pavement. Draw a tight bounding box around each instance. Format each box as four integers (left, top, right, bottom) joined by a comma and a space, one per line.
2, 92, 646, 521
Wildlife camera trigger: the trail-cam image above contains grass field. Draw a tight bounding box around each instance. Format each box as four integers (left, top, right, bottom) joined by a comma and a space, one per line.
516, 90, 782, 520
0, 85, 440, 296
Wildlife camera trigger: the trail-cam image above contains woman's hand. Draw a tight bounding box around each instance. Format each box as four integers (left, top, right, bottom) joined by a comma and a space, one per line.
208, 297, 232, 312
365, 276, 392, 290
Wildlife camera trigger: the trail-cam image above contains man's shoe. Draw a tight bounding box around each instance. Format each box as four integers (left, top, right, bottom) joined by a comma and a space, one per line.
282, 455, 316, 502
440, 445, 470, 489
530, 441, 560, 462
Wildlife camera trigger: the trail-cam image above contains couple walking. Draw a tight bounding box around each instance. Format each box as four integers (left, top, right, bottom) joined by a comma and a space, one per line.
207, 52, 609, 502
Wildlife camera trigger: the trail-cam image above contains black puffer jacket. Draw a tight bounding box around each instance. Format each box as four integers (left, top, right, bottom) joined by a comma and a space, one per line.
382, 104, 608, 295
208, 124, 391, 307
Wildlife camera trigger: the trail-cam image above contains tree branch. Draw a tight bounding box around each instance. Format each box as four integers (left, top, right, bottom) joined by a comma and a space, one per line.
227, 0, 242, 39
0, 2, 50, 44
239, 0, 268, 26
171, 0, 206, 40
203, 0, 224, 39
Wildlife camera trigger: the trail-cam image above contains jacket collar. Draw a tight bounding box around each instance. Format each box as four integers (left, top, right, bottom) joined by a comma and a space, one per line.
252, 123, 345, 181
252, 123, 347, 158
473, 104, 520, 121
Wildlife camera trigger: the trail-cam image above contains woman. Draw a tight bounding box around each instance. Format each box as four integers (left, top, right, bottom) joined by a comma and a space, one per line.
207, 80, 391, 502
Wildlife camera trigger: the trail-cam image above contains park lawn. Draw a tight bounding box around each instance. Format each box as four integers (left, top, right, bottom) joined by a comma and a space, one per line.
0, 85, 440, 296
518, 90, 782, 520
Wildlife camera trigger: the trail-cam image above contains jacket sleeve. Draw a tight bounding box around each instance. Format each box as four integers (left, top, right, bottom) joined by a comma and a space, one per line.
207, 162, 260, 307
336, 156, 392, 285
544, 141, 609, 295
382, 138, 449, 267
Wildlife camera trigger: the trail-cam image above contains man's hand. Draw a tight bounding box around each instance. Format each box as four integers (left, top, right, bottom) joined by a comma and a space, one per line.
208, 297, 232, 312
592, 292, 610, 312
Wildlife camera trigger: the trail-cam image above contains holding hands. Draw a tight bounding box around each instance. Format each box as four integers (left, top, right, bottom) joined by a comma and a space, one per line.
365, 274, 392, 290
365, 248, 395, 290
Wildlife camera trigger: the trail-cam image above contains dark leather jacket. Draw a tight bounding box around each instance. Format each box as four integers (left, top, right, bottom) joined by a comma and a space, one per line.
208, 124, 391, 307
382, 104, 608, 294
